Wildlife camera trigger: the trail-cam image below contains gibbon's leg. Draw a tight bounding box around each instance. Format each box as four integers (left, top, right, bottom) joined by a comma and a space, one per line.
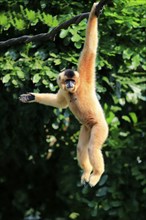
77, 125, 93, 185
88, 123, 108, 187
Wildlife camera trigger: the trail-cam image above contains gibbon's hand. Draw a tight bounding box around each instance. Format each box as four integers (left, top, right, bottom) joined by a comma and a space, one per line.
95, 0, 108, 17
19, 93, 35, 103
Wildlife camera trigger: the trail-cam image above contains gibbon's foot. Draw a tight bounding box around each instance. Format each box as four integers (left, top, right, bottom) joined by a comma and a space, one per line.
89, 173, 101, 187
19, 93, 35, 103
81, 172, 91, 185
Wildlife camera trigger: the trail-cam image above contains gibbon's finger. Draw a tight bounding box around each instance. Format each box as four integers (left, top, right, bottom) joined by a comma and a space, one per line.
19, 93, 35, 103
95, 0, 109, 17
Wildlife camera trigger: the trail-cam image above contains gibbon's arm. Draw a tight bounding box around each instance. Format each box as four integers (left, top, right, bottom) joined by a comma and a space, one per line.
19, 89, 68, 109
78, 3, 98, 83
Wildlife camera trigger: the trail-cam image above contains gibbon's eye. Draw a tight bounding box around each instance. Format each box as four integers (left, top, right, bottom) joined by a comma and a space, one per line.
65, 79, 75, 89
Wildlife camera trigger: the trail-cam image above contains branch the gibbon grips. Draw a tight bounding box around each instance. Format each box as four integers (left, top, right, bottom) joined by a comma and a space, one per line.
0, 0, 110, 48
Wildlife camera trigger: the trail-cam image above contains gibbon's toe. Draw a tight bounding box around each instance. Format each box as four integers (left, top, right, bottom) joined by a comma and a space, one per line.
89, 174, 101, 187
19, 93, 35, 103
81, 172, 91, 185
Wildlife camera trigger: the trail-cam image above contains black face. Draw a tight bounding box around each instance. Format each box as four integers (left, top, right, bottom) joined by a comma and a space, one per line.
65, 79, 75, 89
64, 69, 75, 89
57, 69, 80, 93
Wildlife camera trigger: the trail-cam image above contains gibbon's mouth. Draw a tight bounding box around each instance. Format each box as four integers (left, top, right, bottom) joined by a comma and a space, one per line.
65, 79, 75, 89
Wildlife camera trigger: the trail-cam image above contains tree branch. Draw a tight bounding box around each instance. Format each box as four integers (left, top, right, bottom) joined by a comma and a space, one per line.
0, 0, 109, 48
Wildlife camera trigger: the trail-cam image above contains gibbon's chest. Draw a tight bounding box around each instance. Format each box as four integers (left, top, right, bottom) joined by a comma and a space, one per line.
67, 92, 99, 127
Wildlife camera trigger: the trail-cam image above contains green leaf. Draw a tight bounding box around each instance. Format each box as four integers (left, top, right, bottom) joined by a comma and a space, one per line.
3, 60, 13, 70
106, 112, 115, 124
16, 70, 25, 79
91, 206, 98, 217
126, 0, 146, 6
32, 74, 41, 83
42, 79, 49, 86
132, 54, 141, 69
2, 74, 11, 83
99, 174, 108, 186
119, 131, 130, 137
51, 16, 58, 27
74, 41, 82, 49
0, 13, 8, 25
71, 33, 81, 42
14, 18, 25, 30
111, 201, 122, 207
122, 115, 131, 123
59, 29, 69, 38
54, 59, 61, 65
123, 48, 133, 60
40, 13, 58, 27
49, 83, 56, 91
12, 79, 18, 86
96, 187, 108, 197
103, 200, 111, 211
129, 112, 138, 124
126, 92, 138, 104
69, 212, 79, 219
25, 8, 37, 22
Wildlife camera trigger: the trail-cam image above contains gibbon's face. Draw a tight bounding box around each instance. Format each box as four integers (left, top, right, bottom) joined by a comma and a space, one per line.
57, 69, 80, 93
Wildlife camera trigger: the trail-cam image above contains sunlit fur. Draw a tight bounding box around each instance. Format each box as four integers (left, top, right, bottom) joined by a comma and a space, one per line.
20, 3, 108, 187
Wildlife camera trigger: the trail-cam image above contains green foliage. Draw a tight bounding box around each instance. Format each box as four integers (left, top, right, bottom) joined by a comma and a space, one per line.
0, 6, 59, 31
60, 20, 86, 49
0, 0, 146, 220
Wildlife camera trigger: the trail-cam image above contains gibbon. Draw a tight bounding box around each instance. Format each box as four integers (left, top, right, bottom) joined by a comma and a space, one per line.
20, 3, 109, 187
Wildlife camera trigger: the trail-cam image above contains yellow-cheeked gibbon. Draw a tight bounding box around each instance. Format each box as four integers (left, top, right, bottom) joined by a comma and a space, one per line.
20, 3, 109, 187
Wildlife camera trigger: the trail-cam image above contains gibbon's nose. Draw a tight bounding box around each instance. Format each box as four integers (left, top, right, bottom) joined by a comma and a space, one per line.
66, 80, 75, 89
64, 69, 75, 78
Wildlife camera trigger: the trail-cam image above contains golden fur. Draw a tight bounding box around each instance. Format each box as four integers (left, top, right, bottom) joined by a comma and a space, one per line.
20, 3, 108, 187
